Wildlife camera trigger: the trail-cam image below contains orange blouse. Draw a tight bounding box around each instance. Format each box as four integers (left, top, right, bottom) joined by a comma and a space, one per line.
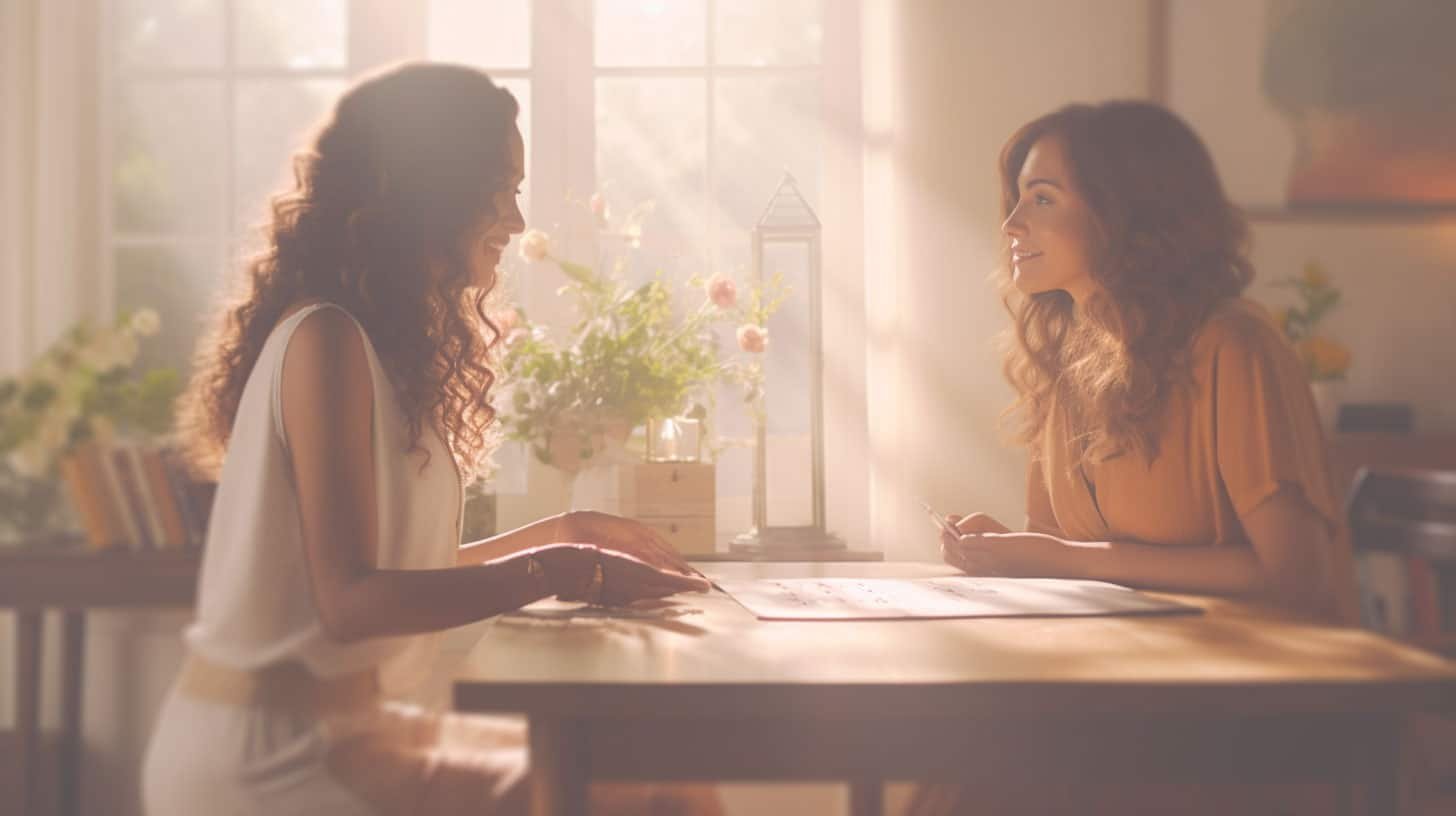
1028, 297, 1357, 621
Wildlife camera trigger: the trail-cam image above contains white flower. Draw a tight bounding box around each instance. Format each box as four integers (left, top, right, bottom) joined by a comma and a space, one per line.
9, 402, 75, 478
130, 308, 161, 337
8, 444, 51, 480
78, 329, 138, 373
519, 229, 551, 263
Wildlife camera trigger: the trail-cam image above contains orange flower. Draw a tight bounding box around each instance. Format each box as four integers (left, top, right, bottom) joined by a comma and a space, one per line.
1297, 335, 1351, 380
1300, 261, 1329, 289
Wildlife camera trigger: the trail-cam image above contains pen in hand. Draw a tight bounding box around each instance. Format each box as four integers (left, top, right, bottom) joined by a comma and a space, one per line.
920, 501, 961, 539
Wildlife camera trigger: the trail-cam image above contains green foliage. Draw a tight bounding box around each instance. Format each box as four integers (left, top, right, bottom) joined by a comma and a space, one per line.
0, 309, 181, 479
498, 256, 780, 467
1273, 260, 1342, 343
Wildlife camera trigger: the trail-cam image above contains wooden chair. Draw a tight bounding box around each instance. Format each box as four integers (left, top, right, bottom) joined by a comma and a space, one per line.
1345, 467, 1456, 815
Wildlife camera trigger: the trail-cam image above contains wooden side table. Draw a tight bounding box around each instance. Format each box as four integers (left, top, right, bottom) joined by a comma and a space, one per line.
0, 546, 200, 816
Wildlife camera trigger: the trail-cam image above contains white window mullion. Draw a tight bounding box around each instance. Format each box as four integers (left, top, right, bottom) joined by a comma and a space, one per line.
349, 0, 426, 75
704, 0, 716, 277
222, 0, 237, 254
97, 0, 117, 323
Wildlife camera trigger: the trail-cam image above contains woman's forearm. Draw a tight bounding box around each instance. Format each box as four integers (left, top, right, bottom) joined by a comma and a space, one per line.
456, 512, 566, 566
1052, 536, 1271, 597
326, 547, 560, 643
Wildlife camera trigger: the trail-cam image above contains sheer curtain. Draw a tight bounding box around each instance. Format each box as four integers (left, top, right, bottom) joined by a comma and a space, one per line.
0, 0, 104, 377
0, 0, 103, 739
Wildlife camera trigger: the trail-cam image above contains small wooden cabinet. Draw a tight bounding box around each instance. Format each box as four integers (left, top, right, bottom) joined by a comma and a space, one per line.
595, 462, 716, 555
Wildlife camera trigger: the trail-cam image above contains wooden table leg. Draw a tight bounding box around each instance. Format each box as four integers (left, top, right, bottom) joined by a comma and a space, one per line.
15, 609, 43, 816
1365, 718, 1404, 816
59, 610, 85, 816
529, 717, 588, 816
849, 779, 884, 816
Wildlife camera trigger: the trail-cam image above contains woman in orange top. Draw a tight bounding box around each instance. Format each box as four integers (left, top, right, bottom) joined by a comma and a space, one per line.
917, 99, 1359, 816
943, 100, 1354, 624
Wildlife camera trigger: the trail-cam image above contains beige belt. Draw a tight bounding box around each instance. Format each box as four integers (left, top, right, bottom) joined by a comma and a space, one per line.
178, 654, 380, 714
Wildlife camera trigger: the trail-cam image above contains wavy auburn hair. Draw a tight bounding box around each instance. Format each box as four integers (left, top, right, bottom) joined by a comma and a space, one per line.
177, 63, 519, 482
998, 101, 1254, 465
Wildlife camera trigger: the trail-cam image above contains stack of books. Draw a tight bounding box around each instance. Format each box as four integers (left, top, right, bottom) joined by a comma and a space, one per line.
1357, 550, 1456, 643
58, 442, 212, 551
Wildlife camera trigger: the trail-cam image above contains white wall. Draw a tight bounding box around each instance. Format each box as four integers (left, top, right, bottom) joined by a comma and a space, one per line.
1246, 221, 1456, 433
866, 0, 1154, 562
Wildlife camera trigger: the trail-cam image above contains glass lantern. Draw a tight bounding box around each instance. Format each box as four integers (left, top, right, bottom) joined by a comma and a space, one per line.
731, 173, 843, 555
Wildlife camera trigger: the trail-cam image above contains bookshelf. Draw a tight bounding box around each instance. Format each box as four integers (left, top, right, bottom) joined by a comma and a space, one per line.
1339, 445, 1456, 658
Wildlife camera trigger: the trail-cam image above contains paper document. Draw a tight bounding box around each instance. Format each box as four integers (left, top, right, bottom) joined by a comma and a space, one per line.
714, 577, 1200, 621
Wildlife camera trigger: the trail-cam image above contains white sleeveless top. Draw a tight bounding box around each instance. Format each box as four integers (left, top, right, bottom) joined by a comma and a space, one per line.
184, 303, 463, 696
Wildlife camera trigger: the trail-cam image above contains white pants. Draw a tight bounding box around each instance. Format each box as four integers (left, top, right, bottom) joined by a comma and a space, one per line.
141, 678, 529, 816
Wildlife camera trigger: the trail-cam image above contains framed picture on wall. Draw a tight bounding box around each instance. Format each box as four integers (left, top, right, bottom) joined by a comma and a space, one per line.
1157, 0, 1456, 218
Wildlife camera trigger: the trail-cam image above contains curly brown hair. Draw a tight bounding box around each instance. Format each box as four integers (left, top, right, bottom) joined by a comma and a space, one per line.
176, 63, 520, 482
998, 101, 1254, 465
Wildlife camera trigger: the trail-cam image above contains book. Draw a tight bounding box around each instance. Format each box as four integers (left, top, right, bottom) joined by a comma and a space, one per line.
141, 447, 189, 549
1408, 556, 1443, 637
161, 448, 211, 548
1356, 550, 1411, 636
123, 445, 168, 550
96, 445, 143, 549
75, 444, 127, 548
1440, 566, 1456, 634
59, 452, 113, 550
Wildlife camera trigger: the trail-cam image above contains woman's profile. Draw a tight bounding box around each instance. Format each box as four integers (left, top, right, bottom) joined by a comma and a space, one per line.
914, 100, 1354, 814
142, 62, 716, 815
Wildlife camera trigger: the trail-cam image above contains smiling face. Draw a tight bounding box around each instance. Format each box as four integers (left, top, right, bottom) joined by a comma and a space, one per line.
461, 124, 527, 291
1001, 135, 1100, 303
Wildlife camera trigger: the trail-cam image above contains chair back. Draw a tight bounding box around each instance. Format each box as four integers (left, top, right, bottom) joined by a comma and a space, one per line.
1346, 467, 1456, 559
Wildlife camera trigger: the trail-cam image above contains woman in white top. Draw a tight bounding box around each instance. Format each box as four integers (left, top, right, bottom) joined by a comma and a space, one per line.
142, 63, 715, 815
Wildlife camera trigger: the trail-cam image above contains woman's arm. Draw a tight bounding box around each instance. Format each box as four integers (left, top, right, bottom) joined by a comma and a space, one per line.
280, 310, 704, 644
457, 517, 560, 566
279, 309, 549, 641
945, 490, 1334, 618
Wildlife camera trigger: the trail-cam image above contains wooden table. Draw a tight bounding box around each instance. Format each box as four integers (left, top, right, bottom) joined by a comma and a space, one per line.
452, 561, 1456, 816
0, 546, 200, 816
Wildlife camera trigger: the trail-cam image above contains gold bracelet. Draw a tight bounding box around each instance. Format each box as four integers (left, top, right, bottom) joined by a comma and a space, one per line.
525, 554, 547, 595
585, 556, 605, 605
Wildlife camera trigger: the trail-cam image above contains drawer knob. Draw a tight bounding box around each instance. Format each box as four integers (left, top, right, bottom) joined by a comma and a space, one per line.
670, 469, 681, 482
669, 523, 680, 533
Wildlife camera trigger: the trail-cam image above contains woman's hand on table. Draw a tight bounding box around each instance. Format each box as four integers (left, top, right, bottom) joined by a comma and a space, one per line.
940, 512, 1068, 577
537, 543, 711, 606
554, 509, 704, 579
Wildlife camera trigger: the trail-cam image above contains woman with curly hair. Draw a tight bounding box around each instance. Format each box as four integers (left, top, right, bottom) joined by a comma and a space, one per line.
915, 101, 1356, 814
142, 63, 714, 815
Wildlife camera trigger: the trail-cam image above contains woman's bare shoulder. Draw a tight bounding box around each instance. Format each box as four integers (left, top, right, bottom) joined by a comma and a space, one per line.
279, 304, 373, 423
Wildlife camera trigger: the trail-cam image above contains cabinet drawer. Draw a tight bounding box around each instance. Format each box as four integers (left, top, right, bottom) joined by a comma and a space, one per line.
621, 463, 714, 518
640, 515, 716, 556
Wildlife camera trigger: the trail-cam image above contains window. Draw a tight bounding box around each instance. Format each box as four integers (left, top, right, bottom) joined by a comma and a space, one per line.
108, 0, 361, 372
428, 0, 854, 537
104, 0, 861, 542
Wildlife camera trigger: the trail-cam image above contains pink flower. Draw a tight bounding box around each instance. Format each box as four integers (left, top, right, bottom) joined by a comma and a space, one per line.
519, 229, 550, 262
589, 193, 609, 226
707, 275, 737, 309
736, 324, 769, 353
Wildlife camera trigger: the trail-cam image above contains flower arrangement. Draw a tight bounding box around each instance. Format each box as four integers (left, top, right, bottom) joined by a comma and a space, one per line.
498, 224, 784, 470
0, 310, 181, 538
1272, 261, 1351, 382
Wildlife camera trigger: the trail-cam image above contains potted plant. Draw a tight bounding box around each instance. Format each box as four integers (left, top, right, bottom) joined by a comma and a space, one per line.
0, 310, 180, 545
497, 216, 783, 477
1271, 260, 1351, 430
